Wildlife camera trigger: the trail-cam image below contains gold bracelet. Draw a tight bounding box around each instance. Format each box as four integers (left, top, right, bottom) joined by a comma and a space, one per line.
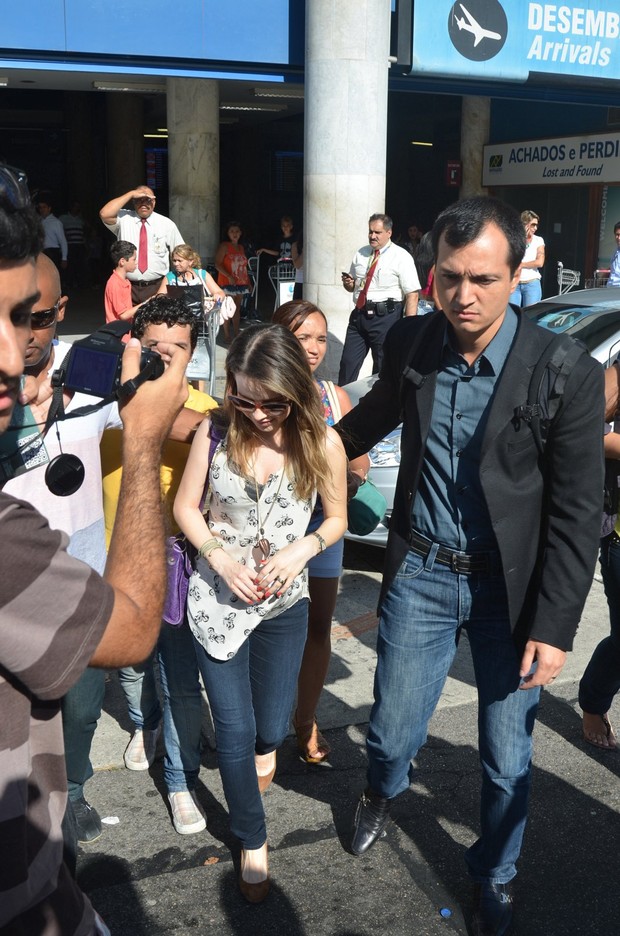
198, 538, 223, 560
311, 531, 327, 554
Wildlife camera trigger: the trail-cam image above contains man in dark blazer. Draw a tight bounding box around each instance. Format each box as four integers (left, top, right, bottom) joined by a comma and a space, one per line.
336, 197, 604, 936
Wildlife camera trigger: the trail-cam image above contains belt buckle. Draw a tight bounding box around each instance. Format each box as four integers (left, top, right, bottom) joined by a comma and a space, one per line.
451, 552, 473, 574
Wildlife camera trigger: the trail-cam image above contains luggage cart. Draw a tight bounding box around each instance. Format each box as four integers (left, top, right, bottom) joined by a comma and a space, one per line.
244, 255, 261, 320
185, 302, 221, 398
268, 259, 296, 313
593, 268, 610, 288
247, 255, 259, 305
557, 261, 581, 294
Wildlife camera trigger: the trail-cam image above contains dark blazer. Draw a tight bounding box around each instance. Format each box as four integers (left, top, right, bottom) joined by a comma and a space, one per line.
338, 311, 605, 652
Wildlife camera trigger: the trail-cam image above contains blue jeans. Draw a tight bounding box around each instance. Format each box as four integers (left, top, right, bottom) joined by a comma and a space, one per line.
193, 598, 309, 849
118, 622, 203, 793
579, 536, 620, 714
509, 279, 541, 308
62, 666, 106, 801
367, 548, 540, 884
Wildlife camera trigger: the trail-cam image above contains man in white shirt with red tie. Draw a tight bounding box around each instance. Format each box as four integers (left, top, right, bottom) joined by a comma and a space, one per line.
100, 185, 184, 304
339, 213, 420, 385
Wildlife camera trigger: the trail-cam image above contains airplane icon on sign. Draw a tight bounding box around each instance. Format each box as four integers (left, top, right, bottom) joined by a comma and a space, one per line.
454, 4, 502, 47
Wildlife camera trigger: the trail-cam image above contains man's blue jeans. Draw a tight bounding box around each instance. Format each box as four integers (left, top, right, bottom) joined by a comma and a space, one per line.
118, 622, 203, 793
579, 536, 620, 714
193, 598, 309, 850
367, 548, 540, 884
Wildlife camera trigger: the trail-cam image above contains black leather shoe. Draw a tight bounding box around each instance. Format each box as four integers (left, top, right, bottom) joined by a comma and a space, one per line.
349, 787, 391, 856
72, 796, 103, 844
471, 882, 514, 936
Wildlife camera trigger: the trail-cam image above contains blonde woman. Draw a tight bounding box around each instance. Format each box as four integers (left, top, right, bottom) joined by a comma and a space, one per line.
509, 210, 545, 307
158, 243, 225, 313
174, 324, 347, 903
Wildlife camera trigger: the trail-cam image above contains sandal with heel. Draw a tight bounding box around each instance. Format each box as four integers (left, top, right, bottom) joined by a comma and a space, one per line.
294, 716, 330, 764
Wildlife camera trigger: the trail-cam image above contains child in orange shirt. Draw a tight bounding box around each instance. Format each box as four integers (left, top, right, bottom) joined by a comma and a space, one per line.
104, 240, 142, 326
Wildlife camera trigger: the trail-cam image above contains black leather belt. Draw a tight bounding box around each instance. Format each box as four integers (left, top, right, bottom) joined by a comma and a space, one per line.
363, 299, 402, 317
408, 530, 499, 575
131, 277, 163, 287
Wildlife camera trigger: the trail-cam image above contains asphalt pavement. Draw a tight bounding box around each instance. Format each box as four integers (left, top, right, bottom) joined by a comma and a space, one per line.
81, 541, 619, 936
60, 288, 620, 935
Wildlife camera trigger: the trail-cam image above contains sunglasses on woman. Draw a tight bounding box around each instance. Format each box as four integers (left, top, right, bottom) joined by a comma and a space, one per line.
30, 299, 60, 330
227, 394, 291, 415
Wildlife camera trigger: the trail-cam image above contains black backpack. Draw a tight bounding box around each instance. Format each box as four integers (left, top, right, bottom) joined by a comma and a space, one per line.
512, 333, 588, 455
512, 335, 616, 536
399, 312, 588, 454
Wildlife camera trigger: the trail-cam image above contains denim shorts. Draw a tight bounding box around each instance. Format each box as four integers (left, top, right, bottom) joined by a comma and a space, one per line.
307, 506, 344, 578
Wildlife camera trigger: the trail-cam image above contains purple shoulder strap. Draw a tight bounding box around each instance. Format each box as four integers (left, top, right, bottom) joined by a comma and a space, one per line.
198, 420, 224, 511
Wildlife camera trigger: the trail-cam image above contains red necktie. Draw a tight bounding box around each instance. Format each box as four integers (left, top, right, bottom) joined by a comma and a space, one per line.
138, 219, 148, 273
355, 249, 380, 309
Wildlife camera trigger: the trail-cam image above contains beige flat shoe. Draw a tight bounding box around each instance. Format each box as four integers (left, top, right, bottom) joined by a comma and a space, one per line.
239, 843, 269, 903
255, 750, 276, 793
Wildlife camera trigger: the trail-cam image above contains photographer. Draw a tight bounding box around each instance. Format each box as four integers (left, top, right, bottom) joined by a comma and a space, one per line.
0, 168, 189, 935
5, 261, 209, 854
4, 253, 127, 850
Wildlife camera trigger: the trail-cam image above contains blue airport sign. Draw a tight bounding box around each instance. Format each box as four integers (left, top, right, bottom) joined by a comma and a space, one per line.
412, 1, 620, 82
0, 0, 297, 68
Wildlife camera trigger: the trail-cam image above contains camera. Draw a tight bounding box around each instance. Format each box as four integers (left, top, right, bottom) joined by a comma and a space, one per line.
57, 323, 164, 398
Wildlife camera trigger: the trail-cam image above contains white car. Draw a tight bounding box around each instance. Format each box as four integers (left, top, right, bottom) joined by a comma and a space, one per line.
523, 287, 620, 365
344, 288, 620, 546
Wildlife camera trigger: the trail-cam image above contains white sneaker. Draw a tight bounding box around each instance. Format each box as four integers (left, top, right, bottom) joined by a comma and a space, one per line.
168, 791, 207, 835
124, 726, 160, 771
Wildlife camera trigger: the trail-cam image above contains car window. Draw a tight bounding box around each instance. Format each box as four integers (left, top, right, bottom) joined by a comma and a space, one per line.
525, 304, 620, 353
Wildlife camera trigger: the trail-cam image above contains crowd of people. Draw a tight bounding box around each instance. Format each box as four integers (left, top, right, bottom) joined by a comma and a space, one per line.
0, 167, 617, 936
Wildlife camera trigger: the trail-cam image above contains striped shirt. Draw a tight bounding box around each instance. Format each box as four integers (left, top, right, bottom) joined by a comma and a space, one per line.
0, 493, 114, 934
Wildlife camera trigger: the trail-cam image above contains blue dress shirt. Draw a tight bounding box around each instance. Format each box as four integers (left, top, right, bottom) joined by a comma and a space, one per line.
411, 307, 518, 551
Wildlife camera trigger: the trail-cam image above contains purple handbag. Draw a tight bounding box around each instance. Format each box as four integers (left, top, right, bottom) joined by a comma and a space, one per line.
162, 535, 197, 627
162, 424, 222, 627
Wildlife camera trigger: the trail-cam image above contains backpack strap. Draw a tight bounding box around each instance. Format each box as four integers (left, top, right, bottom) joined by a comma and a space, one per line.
199, 418, 226, 512
399, 312, 444, 414
514, 335, 588, 456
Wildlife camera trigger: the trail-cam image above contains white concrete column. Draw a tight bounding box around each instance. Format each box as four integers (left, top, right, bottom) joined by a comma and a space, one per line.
167, 78, 220, 265
304, 0, 392, 378
460, 95, 490, 199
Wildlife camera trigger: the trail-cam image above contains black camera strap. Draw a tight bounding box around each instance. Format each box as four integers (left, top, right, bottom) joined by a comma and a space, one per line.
44, 381, 67, 434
